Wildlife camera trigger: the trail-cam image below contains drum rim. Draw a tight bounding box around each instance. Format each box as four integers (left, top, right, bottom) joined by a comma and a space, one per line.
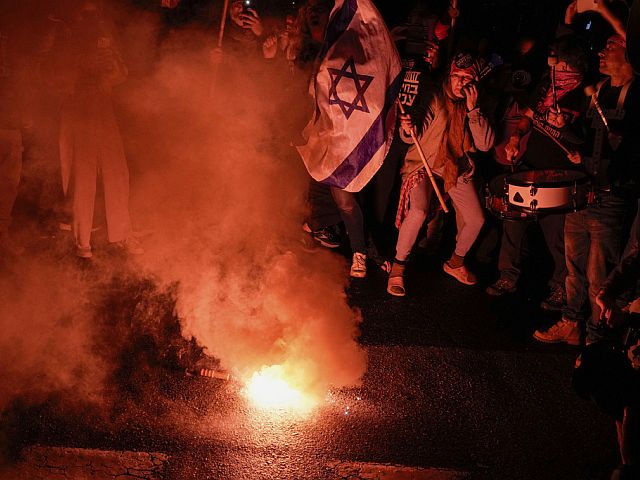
508, 202, 588, 214
488, 173, 509, 194
508, 169, 589, 188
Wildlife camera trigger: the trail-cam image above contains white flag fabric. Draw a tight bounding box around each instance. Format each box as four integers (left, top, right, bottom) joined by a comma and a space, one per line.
296, 0, 402, 192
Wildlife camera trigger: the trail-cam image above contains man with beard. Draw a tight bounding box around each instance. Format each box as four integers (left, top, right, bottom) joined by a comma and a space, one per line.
387, 52, 495, 296
535, 34, 639, 345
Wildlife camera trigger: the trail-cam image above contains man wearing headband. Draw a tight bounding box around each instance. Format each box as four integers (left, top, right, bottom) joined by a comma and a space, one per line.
387, 52, 494, 295
486, 34, 588, 316
536, 33, 639, 346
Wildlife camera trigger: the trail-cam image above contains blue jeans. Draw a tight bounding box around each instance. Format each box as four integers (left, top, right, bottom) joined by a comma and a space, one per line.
562, 195, 629, 342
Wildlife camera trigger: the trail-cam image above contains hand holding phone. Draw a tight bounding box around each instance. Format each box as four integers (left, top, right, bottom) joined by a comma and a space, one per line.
462, 82, 478, 111
239, 4, 263, 37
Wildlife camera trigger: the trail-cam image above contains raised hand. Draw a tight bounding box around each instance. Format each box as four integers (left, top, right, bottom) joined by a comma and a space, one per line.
463, 83, 478, 111
240, 8, 263, 37
262, 34, 278, 59
504, 134, 520, 163
546, 107, 567, 129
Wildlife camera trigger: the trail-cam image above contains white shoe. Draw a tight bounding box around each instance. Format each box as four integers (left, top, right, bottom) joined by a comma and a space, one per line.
350, 252, 367, 278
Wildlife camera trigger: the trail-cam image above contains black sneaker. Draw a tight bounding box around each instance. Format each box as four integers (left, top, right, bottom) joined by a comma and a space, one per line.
303, 223, 340, 249
486, 278, 516, 296
540, 285, 565, 312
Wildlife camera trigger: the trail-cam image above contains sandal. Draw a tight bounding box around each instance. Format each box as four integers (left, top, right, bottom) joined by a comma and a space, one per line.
387, 275, 405, 297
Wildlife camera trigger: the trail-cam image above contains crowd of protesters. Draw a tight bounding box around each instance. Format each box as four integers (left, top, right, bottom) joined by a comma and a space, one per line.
2, 0, 640, 476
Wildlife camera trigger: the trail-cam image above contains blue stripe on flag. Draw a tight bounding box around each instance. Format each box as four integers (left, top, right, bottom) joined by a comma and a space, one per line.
321, 71, 404, 189
318, 0, 358, 63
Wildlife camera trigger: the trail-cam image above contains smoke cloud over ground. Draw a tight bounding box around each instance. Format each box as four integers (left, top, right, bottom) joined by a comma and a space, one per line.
0, 261, 106, 412
0, 0, 367, 417
124, 18, 367, 398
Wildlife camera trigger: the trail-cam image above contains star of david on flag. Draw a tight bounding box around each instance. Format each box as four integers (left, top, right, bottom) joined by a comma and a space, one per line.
295, 0, 402, 192
328, 57, 374, 119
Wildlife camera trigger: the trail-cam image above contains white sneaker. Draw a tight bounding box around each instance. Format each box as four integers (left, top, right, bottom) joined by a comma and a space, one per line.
350, 252, 367, 278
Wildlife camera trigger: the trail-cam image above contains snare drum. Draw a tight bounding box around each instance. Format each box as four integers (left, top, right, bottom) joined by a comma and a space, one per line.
507, 169, 590, 214
486, 173, 536, 221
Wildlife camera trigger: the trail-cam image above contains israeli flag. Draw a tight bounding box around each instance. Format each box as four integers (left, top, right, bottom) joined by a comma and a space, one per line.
296, 0, 402, 192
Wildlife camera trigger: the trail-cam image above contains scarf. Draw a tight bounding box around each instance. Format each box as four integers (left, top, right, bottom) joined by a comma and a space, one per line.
436, 82, 473, 191
542, 69, 583, 108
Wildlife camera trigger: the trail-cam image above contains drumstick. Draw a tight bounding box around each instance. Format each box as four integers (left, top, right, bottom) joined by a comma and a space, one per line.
548, 53, 559, 111
397, 101, 449, 213
584, 85, 611, 132
536, 123, 572, 156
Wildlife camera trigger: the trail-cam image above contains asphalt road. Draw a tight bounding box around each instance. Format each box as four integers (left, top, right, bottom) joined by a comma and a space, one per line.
0, 240, 620, 480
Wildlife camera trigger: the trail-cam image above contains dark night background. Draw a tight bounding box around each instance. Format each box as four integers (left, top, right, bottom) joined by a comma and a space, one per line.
140, 0, 606, 53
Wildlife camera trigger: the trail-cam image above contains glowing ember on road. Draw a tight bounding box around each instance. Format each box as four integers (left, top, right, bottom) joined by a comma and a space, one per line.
244, 365, 317, 412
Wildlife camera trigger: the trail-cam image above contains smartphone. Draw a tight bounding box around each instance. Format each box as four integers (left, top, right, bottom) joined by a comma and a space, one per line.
576, 0, 598, 13
242, 0, 252, 13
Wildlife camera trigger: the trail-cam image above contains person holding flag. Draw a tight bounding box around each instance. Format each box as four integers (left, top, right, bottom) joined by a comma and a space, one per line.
295, 0, 402, 278
387, 53, 495, 296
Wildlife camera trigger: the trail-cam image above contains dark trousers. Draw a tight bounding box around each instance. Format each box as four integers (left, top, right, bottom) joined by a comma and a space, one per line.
330, 187, 366, 254
498, 212, 567, 288
563, 195, 628, 342
307, 179, 341, 231
364, 135, 407, 259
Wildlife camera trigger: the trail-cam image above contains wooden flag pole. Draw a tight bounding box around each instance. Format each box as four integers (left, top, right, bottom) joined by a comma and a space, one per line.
217, 0, 231, 48
210, 0, 230, 97
397, 101, 449, 213
447, 0, 459, 60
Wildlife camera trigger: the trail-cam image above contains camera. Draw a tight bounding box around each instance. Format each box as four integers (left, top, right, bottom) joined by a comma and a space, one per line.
511, 69, 532, 90
286, 0, 297, 15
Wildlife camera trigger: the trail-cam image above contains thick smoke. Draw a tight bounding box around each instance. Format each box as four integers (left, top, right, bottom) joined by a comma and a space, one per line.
0, 261, 106, 412
0, 0, 366, 414
121, 11, 367, 397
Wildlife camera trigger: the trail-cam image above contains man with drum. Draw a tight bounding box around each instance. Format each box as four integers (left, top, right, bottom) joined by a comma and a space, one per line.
486, 35, 589, 319
535, 34, 639, 345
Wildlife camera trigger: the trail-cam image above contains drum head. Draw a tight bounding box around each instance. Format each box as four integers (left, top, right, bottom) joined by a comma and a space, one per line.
508, 169, 588, 187
486, 173, 534, 221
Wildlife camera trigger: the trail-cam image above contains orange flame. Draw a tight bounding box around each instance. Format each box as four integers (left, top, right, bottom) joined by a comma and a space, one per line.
243, 365, 317, 412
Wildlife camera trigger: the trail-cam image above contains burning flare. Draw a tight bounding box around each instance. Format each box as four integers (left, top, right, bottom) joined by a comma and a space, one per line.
244, 365, 317, 412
